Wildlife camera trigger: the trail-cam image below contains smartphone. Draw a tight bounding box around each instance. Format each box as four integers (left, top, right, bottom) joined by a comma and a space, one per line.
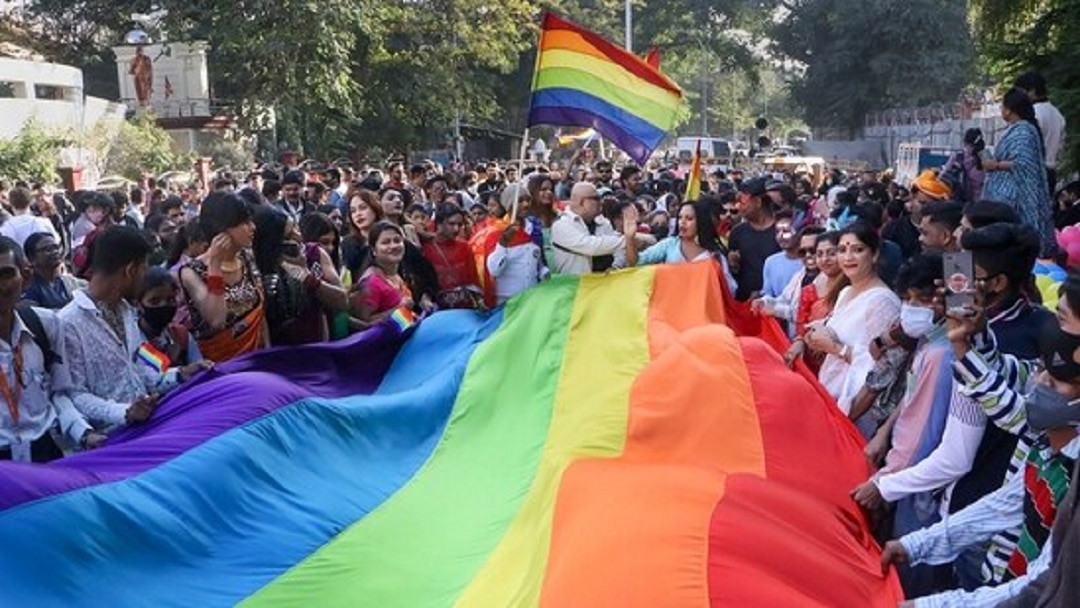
942, 250, 975, 315
282, 241, 302, 259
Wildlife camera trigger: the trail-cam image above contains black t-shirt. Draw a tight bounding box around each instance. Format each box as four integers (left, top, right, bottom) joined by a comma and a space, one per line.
1055, 204, 1080, 230
728, 221, 780, 301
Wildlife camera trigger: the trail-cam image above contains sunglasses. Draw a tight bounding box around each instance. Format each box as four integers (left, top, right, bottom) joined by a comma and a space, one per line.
0, 267, 18, 280
799, 248, 816, 256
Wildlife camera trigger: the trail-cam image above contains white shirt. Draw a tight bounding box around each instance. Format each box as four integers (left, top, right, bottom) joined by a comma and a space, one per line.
1034, 100, 1066, 169
875, 384, 985, 508
0, 212, 58, 250
550, 209, 624, 276
486, 242, 548, 304
766, 267, 806, 339
0, 307, 90, 457
818, 285, 901, 414
58, 291, 180, 427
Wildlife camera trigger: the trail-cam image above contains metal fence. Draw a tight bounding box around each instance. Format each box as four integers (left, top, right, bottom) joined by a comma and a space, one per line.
862, 100, 1006, 167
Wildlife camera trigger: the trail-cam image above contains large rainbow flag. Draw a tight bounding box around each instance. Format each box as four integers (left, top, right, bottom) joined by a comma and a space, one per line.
528, 12, 683, 166
0, 263, 902, 606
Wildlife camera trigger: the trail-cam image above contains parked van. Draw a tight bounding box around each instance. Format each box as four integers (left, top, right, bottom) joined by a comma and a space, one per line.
676, 136, 733, 165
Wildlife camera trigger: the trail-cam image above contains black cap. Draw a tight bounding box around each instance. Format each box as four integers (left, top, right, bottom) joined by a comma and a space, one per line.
738, 177, 768, 197
1039, 319, 1080, 382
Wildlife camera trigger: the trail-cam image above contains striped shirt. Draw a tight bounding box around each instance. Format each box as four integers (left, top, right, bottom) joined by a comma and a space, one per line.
952, 328, 1041, 582
901, 438, 1080, 607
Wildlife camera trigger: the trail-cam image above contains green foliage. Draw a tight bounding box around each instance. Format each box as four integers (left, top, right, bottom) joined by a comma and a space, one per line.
773, 0, 975, 133
971, 0, 1080, 172
198, 135, 255, 173
0, 120, 67, 183
104, 113, 192, 180
18, 0, 786, 158
21, 0, 146, 98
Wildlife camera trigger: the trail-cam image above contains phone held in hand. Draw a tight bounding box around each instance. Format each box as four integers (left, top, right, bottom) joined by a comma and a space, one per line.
943, 250, 975, 316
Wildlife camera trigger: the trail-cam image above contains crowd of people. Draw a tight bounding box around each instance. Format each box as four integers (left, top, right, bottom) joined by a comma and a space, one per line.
0, 69, 1076, 606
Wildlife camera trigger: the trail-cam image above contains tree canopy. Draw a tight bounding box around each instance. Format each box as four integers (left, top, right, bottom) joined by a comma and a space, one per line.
970, 0, 1080, 170
771, 0, 974, 135
14, 0, 1032, 161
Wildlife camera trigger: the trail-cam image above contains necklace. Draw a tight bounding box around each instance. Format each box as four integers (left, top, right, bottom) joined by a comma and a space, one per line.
219, 258, 242, 273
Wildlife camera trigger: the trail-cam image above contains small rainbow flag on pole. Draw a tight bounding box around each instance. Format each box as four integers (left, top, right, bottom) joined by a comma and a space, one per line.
685, 139, 703, 201
136, 341, 171, 374
528, 12, 683, 166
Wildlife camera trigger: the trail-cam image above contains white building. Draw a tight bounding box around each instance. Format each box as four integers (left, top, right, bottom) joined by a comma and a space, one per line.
0, 56, 125, 139
0, 56, 126, 187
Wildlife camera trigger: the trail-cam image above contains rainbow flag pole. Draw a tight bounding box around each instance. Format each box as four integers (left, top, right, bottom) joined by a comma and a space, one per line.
685, 139, 702, 201
527, 12, 683, 167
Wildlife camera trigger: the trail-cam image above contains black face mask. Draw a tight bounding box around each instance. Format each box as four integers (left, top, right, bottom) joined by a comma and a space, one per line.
141, 304, 178, 334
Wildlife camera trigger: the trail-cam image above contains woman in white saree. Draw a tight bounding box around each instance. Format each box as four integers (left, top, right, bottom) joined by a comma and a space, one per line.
804, 222, 900, 415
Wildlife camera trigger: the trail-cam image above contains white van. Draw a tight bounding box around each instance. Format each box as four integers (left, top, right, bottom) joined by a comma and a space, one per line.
676, 136, 733, 165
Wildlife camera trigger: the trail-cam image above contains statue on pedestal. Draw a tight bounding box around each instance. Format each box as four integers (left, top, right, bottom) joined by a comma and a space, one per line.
129, 46, 153, 107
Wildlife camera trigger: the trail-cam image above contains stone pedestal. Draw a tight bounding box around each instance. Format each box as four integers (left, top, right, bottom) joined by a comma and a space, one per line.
112, 41, 211, 118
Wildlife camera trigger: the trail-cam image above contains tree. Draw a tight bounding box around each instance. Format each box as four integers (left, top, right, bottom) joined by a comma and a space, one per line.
18, 0, 784, 159
0, 120, 68, 183
21, 0, 146, 99
773, 0, 974, 135
199, 134, 255, 173
102, 113, 192, 180
970, 0, 1080, 171
19, 0, 537, 159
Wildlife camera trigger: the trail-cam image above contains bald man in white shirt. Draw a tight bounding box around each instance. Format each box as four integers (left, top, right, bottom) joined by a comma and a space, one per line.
551, 182, 637, 276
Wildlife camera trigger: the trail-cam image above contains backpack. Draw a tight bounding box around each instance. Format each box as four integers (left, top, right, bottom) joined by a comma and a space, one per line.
940, 152, 969, 203
16, 303, 62, 370
71, 228, 100, 280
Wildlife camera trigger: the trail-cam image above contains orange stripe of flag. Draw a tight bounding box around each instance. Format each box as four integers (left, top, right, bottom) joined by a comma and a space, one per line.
539, 12, 681, 94
540, 263, 766, 606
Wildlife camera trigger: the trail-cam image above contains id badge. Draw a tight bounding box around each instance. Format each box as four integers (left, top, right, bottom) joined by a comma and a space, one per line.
10, 440, 30, 462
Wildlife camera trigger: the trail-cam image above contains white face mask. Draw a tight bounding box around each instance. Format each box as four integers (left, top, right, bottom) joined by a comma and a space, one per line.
900, 303, 936, 338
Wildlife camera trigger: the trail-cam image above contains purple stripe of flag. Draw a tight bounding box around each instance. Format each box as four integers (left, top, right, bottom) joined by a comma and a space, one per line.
0, 325, 405, 511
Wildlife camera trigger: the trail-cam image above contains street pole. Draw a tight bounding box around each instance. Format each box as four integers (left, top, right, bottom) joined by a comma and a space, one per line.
701, 58, 708, 135
624, 0, 632, 51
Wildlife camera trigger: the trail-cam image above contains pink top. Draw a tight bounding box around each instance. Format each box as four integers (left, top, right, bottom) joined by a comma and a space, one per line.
359, 271, 410, 317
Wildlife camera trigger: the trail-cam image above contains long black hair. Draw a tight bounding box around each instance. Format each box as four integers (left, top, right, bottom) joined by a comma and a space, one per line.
199, 191, 252, 238
1003, 87, 1045, 157
251, 206, 289, 276
167, 217, 208, 267
683, 201, 723, 252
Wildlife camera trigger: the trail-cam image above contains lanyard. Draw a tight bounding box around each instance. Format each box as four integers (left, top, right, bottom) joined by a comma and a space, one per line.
0, 343, 23, 426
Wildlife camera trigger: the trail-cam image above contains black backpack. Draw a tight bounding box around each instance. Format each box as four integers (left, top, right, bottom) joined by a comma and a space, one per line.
16, 303, 62, 370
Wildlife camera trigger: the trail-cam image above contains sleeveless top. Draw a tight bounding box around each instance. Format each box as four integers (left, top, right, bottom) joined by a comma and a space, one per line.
181, 251, 262, 341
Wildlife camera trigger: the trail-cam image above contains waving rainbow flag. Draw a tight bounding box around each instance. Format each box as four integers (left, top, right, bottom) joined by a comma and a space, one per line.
528, 12, 683, 166
0, 263, 902, 606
